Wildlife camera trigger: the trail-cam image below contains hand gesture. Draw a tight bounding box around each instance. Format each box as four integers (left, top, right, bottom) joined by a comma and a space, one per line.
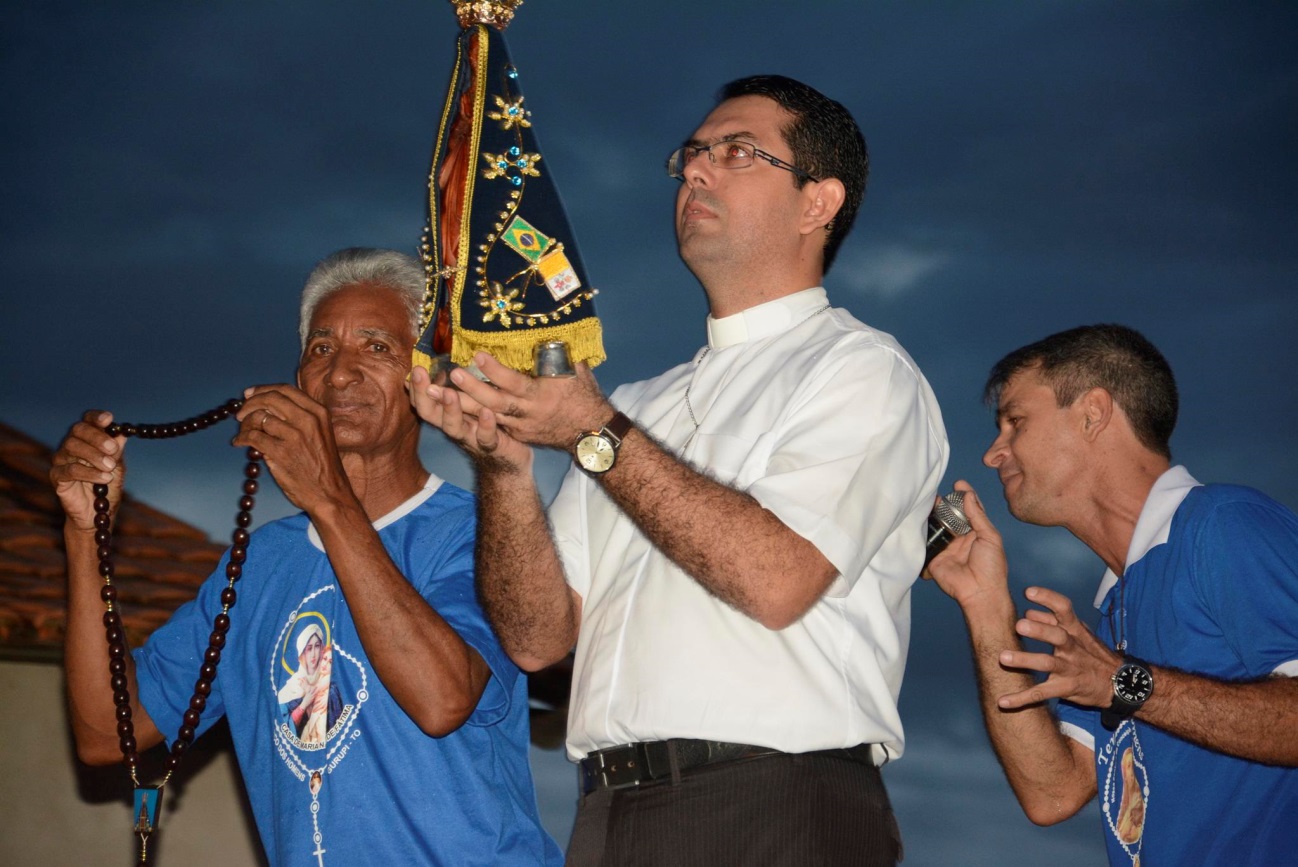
49, 411, 127, 532
995, 586, 1122, 710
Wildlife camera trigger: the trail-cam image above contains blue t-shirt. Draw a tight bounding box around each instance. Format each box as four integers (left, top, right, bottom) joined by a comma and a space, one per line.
134, 477, 562, 866
1058, 483, 1298, 866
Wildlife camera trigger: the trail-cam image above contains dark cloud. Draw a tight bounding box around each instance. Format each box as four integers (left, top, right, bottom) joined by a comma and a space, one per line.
4, 3, 1295, 862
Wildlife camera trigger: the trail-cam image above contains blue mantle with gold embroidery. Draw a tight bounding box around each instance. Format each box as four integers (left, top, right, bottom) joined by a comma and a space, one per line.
415, 11, 605, 375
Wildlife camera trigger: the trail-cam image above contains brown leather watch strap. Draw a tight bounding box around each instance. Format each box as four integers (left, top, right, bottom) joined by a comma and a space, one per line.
603, 411, 633, 444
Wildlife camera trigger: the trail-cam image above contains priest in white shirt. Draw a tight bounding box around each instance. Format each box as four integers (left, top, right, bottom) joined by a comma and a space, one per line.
412, 74, 949, 867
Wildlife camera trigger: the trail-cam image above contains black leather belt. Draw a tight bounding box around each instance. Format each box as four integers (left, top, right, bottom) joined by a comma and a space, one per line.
579, 739, 873, 794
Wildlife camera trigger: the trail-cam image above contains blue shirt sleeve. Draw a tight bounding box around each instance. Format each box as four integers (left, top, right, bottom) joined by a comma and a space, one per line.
1189, 492, 1298, 676
132, 553, 234, 746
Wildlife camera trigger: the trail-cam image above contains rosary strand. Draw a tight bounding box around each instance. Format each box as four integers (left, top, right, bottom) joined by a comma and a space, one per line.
92, 398, 262, 864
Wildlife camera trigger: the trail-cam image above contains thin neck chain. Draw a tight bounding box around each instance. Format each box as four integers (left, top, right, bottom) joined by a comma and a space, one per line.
684, 347, 711, 431
683, 303, 831, 444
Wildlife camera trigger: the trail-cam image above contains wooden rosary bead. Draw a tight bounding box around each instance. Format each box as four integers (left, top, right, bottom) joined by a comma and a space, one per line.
93, 399, 261, 802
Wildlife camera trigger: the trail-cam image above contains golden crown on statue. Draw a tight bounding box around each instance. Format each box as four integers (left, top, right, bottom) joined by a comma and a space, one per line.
451, 0, 523, 29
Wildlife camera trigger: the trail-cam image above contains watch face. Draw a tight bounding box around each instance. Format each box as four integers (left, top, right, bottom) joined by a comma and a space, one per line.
575, 433, 616, 473
1114, 663, 1153, 704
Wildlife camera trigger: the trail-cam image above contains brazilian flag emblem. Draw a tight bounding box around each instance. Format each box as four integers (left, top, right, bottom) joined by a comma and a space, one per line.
502, 216, 552, 263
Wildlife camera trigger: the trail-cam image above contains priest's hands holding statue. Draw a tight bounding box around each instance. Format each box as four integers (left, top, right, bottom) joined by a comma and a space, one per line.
409, 351, 618, 475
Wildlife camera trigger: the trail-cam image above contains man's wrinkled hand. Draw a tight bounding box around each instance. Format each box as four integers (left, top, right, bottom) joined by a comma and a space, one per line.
233, 385, 350, 512
50, 410, 127, 532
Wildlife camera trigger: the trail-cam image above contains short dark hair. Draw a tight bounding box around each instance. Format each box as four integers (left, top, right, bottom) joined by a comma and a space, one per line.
719, 75, 868, 273
983, 324, 1178, 458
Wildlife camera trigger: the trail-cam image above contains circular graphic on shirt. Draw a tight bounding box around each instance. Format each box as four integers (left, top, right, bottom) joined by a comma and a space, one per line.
277, 612, 347, 748
1100, 720, 1149, 864
268, 584, 368, 864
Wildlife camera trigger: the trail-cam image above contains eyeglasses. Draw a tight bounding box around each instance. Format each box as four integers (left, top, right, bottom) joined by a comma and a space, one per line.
666, 140, 819, 182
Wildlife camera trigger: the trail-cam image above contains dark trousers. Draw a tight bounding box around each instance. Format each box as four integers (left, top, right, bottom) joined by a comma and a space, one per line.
566, 747, 903, 866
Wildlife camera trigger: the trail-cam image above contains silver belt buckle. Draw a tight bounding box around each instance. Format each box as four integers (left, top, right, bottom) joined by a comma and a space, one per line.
586, 744, 646, 791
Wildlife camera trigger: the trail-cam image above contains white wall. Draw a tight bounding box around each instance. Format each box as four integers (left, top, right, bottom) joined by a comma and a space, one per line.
0, 660, 265, 867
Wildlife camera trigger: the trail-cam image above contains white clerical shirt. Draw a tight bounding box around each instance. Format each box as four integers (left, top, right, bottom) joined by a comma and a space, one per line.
549, 287, 949, 764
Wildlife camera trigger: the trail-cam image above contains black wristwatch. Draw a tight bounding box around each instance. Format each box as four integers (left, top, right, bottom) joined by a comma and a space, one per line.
1101, 655, 1154, 730
573, 412, 633, 474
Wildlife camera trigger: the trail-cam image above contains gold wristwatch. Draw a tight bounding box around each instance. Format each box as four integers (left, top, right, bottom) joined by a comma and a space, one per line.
573, 412, 633, 474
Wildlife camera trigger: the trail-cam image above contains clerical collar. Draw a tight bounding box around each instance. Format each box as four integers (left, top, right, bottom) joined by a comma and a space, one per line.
1092, 465, 1201, 607
706, 287, 829, 350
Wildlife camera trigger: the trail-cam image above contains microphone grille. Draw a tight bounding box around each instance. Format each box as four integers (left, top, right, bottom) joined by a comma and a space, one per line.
933, 491, 971, 536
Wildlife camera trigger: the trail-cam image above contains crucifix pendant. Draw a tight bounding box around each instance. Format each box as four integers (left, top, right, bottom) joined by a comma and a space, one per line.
133, 787, 162, 864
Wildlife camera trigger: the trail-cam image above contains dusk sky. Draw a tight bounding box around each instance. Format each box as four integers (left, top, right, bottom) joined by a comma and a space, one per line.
4, 3, 1297, 864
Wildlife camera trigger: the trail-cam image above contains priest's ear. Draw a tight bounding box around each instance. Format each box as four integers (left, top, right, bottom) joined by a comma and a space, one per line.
801, 177, 846, 236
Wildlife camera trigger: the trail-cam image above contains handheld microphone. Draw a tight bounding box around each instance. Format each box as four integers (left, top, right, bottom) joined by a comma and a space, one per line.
924, 491, 972, 567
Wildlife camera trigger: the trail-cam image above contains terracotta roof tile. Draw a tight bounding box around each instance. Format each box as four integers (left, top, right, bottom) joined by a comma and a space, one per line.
0, 421, 224, 661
